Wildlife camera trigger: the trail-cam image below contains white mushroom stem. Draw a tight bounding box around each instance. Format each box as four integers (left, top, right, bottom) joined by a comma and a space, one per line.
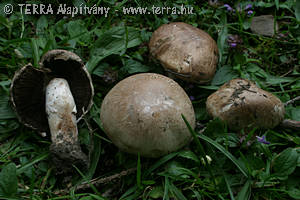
45, 78, 87, 171
46, 78, 78, 145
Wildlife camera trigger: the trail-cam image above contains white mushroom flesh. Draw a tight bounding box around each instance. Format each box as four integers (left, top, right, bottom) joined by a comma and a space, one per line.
45, 78, 78, 145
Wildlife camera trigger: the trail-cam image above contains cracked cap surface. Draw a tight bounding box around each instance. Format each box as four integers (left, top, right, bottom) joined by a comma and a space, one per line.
206, 78, 285, 130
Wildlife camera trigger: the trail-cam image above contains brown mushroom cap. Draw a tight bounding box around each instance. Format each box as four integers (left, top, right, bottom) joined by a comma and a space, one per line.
10, 49, 94, 133
149, 22, 218, 83
100, 73, 195, 158
206, 78, 285, 130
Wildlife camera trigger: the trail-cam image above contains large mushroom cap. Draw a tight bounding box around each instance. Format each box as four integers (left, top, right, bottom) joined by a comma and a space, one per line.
206, 79, 285, 130
100, 73, 195, 158
149, 22, 218, 83
10, 50, 94, 133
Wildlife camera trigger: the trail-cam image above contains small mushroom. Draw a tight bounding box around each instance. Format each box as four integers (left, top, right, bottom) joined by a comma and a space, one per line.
149, 22, 218, 83
10, 50, 94, 172
206, 78, 286, 130
100, 73, 195, 158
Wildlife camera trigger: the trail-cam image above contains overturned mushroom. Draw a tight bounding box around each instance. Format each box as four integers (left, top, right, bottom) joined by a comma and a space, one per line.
100, 73, 195, 158
149, 22, 218, 83
206, 78, 299, 130
10, 50, 94, 172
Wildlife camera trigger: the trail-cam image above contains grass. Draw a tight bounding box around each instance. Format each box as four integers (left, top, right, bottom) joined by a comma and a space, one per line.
0, 0, 300, 199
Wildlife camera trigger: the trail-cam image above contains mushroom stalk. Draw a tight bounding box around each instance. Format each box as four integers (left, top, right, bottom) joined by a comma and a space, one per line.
46, 78, 88, 171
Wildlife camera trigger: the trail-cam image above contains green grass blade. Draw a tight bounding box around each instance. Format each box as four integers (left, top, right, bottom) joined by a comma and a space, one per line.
190, 189, 202, 200
86, 135, 101, 179
236, 180, 252, 200
198, 134, 249, 178
143, 151, 179, 177
217, 13, 228, 64
223, 174, 235, 200
182, 115, 250, 178
137, 153, 142, 189
72, 165, 101, 197
169, 181, 188, 200
181, 115, 217, 187
163, 176, 170, 200
119, 185, 139, 200
31, 38, 39, 67
89, 194, 106, 200
16, 153, 49, 175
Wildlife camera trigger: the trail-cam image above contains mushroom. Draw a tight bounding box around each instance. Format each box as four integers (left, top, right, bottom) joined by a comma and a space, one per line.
100, 73, 195, 158
206, 78, 300, 131
149, 22, 218, 83
10, 50, 94, 172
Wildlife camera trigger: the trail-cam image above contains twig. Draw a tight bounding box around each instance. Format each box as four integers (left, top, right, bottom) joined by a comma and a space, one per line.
54, 168, 136, 195
280, 68, 293, 77
77, 168, 136, 190
284, 96, 300, 106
